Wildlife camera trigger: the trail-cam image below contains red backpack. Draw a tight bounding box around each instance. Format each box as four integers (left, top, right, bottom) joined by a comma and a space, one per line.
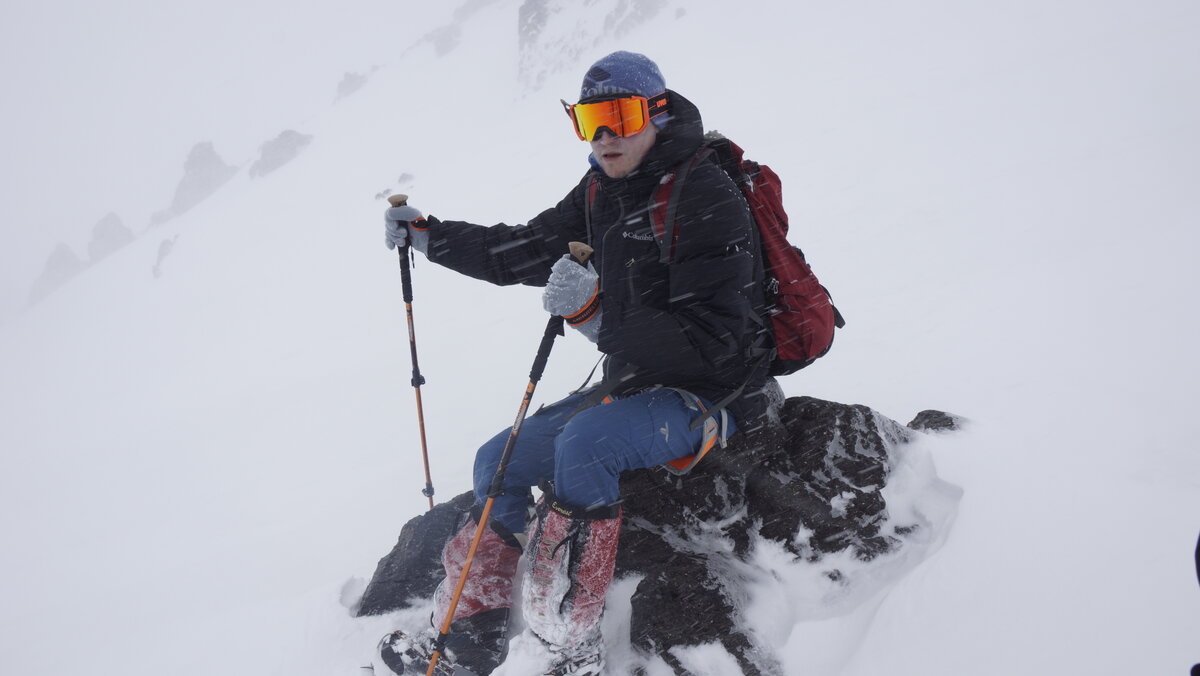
647, 133, 843, 375
584, 133, 843, 377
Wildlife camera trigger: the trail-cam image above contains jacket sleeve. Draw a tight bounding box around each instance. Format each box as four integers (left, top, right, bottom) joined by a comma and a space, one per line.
423, 176, 590, 287
597, 164, 759, 380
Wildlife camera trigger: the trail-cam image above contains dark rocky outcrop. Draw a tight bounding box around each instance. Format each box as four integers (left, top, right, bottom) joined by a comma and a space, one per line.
151, 142, 238, 225
87, 213, 134, 263
517, 0, 669, 91
336, 71, 369, 101
357, 491, 474, 617
359, 395, 959, 673
908, 409, 965, 433
152, 235, 179, 279
28, 212, 135, 306
407, 0, 498, 58
249, 130, 313, 179
28, 243, 86, 306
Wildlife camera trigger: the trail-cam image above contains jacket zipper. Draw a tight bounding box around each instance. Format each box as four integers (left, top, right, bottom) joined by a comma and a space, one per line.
598, 193, 628, 386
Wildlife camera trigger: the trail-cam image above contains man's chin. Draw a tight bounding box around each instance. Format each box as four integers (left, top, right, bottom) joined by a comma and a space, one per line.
599, 161, 631, 179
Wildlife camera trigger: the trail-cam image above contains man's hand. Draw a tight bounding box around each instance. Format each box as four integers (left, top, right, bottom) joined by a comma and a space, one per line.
543, 254, 602, 342
385, 204, 429, 254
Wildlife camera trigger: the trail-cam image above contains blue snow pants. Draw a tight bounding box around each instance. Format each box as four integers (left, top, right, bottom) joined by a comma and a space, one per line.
472, 388, 736, 535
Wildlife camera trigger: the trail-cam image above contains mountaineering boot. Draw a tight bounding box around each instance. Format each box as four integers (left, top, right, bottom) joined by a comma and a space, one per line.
379, 506, 523, 675
377, 630, 455, 675
542, 641, 604, 676
378, 613, 508, 676
522, 489, 621, 676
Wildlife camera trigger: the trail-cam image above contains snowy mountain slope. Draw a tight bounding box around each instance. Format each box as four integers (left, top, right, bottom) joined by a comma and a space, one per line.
1, 1, 1198, 674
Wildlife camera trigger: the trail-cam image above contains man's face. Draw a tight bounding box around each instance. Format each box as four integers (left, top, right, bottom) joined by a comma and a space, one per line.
590, 123, 657, 179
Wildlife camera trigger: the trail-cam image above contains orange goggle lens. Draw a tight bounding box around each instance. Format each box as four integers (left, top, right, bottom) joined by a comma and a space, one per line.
562, 93, 669, 141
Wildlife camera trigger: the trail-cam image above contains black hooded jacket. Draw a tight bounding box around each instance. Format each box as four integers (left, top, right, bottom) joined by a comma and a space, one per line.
423, 91, 770, 426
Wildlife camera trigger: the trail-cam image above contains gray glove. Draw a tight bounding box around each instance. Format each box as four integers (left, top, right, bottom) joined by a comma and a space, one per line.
384, 205, 430, 254
542, 254, 601, 343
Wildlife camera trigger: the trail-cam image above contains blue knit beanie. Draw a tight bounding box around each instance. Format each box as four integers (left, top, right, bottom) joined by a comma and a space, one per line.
579, 51, 666, 102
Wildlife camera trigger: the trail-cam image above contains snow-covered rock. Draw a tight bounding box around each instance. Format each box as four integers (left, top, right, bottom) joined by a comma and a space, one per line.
357, 395, 963, 673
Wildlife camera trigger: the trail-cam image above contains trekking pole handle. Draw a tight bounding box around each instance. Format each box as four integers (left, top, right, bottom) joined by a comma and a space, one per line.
568, 241, 594, 265
389, 194, 417, 303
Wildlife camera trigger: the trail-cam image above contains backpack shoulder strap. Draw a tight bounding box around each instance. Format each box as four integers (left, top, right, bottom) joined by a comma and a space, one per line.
649, 146, 714, 263
584, 172, 601, 245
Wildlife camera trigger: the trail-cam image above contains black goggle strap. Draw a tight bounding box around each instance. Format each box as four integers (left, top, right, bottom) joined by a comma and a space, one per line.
645, 92, 669, 120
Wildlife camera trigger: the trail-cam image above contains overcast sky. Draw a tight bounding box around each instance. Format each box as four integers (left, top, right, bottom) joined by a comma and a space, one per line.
0, 1, 458, 319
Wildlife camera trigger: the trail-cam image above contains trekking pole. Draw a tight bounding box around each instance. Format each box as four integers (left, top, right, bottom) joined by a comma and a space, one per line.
424, 242, 593, 676
389, 193, 436, 511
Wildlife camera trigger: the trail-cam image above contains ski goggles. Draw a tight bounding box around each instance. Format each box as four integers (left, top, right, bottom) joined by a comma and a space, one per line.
561, 93, 669, 142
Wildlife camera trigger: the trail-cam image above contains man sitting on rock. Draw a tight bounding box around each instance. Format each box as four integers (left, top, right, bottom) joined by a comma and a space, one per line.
382, 51, 770, 675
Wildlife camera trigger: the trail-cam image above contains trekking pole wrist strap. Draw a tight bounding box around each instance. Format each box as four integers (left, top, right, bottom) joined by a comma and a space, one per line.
563, 288, 601, 326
